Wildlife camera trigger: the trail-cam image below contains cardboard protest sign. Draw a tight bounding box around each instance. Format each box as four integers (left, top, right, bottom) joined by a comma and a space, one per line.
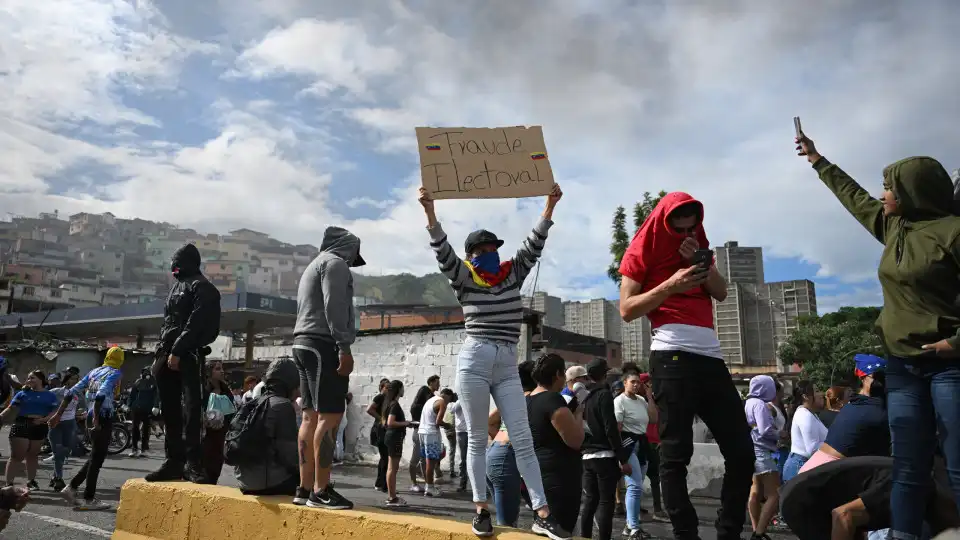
416, 126, 555, 200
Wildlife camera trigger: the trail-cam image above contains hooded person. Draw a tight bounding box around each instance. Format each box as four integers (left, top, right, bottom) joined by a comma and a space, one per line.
146, 243, 222, 484
797, 134, 960, 540
127, 367, 158, 457
743, 375, 783, 540
617, 192, 754, 540
235, 358, 301, 496
49, 346, 125, 510
417, 184, 572, 539
291, 226, 364, 510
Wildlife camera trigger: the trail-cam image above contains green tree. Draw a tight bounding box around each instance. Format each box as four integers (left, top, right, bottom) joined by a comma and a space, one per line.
608, 190, 667, 286
778, 310, 883, 389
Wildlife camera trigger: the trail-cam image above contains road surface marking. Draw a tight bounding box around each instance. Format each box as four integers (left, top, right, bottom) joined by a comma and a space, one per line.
20, 511, 112, 538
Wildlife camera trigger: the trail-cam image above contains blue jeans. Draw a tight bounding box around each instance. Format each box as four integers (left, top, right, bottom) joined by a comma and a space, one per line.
624, 452, 649, 531
781, 452, 809, 484
457, 337, 547, 509
48, 418, 77, 479
887, 357, 960, 540
486, 442, 521, 527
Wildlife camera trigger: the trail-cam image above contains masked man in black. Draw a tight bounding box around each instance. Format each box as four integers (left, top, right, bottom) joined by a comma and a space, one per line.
126, 368, 158, 458
145, 244, 221, 484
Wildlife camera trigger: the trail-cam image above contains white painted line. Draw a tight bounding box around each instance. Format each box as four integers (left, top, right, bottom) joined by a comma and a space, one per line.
19, 511, 112, 538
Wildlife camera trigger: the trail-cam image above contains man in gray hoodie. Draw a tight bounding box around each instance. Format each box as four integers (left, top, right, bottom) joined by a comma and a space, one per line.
235, 358, 301, 495
292, 226, 364, 511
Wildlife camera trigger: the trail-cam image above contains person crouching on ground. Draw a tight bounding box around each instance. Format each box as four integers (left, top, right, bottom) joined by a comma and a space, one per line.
49, 346, 124, 510
418, 184, 569, 540
618, 191, 754, 540
292, 226, 365, 511
419, 388, 455, 497
235, 358, 301, 496
744, 375, 783, 540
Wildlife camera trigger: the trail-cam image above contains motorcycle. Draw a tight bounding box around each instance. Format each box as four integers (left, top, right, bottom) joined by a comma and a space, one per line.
75, 409, 131, 456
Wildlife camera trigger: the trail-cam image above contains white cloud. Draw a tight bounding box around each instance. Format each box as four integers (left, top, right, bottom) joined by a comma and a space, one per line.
1, 0, 958, 307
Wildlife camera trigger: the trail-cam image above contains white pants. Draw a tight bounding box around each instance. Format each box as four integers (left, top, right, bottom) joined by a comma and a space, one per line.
456, 336, 547, 509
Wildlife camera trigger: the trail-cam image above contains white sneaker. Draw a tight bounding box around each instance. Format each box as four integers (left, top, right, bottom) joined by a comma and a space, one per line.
42, 455, 56, 464
60, 485, 77, 505
409, 484, 424, 494
127, 449, 140, 458
424, 485, 442, 497
75, 498, 110, 511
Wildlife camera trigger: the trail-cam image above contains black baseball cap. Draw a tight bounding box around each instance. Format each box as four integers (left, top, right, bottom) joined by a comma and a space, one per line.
586, 358, 610, 380
464, 229, 504, 254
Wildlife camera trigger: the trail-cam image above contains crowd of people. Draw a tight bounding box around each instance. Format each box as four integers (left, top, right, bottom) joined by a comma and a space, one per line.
1, 132, 960, 540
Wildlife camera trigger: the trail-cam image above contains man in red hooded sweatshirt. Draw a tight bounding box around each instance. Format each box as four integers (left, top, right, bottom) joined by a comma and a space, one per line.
618, 193, 754, 540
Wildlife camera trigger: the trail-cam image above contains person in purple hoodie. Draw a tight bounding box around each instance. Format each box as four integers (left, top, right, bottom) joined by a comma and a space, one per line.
743, 375, 782, 540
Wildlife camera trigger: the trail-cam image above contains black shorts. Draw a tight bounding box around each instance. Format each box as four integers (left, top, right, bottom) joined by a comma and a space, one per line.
10, 417, 49, 441
292, 337, 348, 414
383, 430, 405, 459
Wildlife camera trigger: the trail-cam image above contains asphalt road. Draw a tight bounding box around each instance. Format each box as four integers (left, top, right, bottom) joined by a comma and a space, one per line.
0, 437, 796, 540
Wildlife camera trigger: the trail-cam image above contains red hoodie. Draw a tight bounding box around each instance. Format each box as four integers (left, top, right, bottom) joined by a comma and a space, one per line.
618, 192, 715, 330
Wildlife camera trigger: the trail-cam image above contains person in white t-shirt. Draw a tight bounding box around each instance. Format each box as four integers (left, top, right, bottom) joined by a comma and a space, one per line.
446, 397, 468, 492
783, 380, 827, 483
418, 389, 454, 497
614, 371, 659, 538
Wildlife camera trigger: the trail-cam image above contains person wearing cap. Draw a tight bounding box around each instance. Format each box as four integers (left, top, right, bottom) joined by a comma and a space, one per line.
561, 366, 588, 401
291, 226, 365, 511
579, 358, 632, 540
797, 354, 891, 476
49, 346, 125, 510
617, 193, 753, 540
418, 184, 569, 539
148, 243, 222, 485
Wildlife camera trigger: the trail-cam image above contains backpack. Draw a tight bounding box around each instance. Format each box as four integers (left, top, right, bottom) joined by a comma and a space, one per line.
223, 395, 271, 467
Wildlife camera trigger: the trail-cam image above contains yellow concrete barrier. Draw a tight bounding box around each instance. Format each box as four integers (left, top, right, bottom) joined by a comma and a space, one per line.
113, 479, 542, 540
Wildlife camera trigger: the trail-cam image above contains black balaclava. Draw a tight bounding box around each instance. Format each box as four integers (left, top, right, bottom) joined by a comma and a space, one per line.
171, 244, 202, 280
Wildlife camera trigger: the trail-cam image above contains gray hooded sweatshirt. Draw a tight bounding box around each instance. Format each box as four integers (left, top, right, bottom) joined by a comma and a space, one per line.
235, 358, 300, 493
293, 227, 364, 354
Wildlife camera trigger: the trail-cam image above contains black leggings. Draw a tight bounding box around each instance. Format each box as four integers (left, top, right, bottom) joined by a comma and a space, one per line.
375, 441, 389, 490
130, 409, 152, 451
580, 458, 621, 540
71, 417, 113, 501
542, 464, 582, 533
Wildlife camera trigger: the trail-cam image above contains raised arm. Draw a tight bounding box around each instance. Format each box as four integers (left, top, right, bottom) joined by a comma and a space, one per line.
419, 187, 471, 288
512, 184, 562, 284
797, 135, 887, 244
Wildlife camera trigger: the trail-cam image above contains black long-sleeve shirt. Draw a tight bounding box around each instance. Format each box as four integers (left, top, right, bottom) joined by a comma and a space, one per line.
580, 383, 630, 464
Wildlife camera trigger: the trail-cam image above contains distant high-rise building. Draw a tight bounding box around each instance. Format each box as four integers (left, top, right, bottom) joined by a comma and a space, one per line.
522, 291, 565, 328
563, 298, 622, 342
620, 313, 652, 367
715, 241, 764, 285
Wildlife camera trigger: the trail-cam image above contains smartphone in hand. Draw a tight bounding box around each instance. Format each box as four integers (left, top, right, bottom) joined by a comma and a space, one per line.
793, 116, 803, 138
691, 249, 714, 272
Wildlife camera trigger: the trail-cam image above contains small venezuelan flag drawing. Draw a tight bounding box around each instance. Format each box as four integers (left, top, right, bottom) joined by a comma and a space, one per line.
530, 152, 547, 160
425, 144, 442, 151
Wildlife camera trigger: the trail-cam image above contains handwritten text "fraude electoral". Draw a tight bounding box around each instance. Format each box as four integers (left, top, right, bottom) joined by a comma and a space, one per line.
421, 130, 548, 196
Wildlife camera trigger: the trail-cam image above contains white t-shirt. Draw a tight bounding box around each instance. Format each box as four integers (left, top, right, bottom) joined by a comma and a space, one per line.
419, 396, 442, 435
53, 386, 79, 421
614, 393, 650, 435
650, 324, 723, 359
449, 401, 467, 433
790, 406, 828, 458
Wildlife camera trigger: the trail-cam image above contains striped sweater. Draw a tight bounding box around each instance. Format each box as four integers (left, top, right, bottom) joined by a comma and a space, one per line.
428, 218, 553, 344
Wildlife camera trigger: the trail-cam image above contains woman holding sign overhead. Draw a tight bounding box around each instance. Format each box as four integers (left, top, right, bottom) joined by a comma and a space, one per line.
418, 184, 569, 540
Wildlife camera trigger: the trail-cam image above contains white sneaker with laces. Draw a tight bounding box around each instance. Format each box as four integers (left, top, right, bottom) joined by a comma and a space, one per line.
127, 449, 140, 458
76, 498, 110, 511
60, 485, 77, 505
424, 485, 442, 497
409, 484, 424, 494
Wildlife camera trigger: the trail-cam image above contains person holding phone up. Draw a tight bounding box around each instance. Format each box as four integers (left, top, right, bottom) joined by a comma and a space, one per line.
796, 129, 960, 540
618, 192, 755, 540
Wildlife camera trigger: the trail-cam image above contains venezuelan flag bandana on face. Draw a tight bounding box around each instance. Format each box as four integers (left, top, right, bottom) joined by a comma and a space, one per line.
464, 260, 514, 287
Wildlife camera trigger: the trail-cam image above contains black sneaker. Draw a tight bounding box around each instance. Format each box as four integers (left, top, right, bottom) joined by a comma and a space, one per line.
292, 487, 310, 506
51, 477, 66, 492
183, 464, 211, 485
26, 480, 39, 491
306, 486, 353, 510
532, 513, 572, 540
145, 461, 184, 482
471, 509, 493, 537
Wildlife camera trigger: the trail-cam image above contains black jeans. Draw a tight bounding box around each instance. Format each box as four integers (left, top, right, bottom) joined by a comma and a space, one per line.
647, 441, 663, 512
543, 461, 582, 534
650, 350, 754, 540
71, 416, 113, 500
375, 441, 389, 490
157, 351, 204, 465
580, 457, 621, 540
130, 409, 152, 452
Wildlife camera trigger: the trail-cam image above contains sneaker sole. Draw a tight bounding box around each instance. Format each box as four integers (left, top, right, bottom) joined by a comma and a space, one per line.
471, 526, 494, 537
306, 501, 353, 510
531, 523, 570, 540
292, 498, 308, 506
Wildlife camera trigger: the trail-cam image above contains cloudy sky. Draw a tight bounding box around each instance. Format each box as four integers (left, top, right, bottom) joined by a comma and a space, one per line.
2, 0, 958, 312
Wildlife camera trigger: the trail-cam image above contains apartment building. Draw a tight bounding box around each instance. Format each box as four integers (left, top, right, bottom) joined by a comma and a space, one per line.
521, 291, 565, 328
564, 298, 622, 342
715, 241, 764, 284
